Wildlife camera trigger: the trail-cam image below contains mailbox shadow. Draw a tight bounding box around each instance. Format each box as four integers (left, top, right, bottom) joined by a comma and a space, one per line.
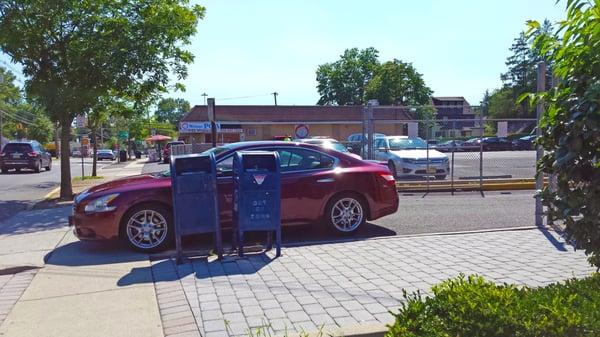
44, 222, 396, 288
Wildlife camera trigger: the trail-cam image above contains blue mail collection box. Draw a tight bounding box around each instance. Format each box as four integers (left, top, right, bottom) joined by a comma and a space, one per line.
233, 151, 281, 257
170, 153, 222, 261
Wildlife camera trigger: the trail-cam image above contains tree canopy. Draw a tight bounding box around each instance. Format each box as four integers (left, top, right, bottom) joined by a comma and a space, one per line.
528, 1, 600, 268
154, 98, 190, 127
0, 0, 205, 198
316, 48, 432, 107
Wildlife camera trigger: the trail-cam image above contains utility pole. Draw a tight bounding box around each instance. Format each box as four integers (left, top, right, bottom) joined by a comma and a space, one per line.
535, 61, 546, 227
272, 92, 278, 106
202, 93, 208, 105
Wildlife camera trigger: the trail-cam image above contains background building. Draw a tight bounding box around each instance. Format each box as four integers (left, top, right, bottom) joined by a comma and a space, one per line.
432, 96, 477, 137
179, 105, 413, 143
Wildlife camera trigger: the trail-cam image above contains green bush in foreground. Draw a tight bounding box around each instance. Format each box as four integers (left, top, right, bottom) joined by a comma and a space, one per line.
387, 274, 600, 337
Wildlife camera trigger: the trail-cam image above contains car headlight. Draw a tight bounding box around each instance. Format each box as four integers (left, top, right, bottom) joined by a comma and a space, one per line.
84, 193, 119, 213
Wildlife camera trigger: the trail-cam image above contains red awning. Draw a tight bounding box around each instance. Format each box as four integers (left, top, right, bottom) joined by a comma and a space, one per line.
145, 134, 172, 142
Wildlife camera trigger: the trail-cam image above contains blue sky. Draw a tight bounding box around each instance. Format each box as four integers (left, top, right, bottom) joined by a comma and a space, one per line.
2, 0, 567, 107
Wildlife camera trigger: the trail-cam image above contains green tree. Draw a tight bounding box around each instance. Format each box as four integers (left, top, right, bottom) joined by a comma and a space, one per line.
316, 47, 380, 105
154, 98, 190, 128
0, 0, 205, 199
528, 1, 600, 268
364, 59, 432, 106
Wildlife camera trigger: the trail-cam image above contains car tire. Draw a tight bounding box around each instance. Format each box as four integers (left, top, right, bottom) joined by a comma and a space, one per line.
45, 161, 51, 171
34, 160, 41, 173
435, 175, 447, 180
15, 167, 21, 173
121, 203, 174, 253
387, 161, 397, 178
324, 193, 367, 234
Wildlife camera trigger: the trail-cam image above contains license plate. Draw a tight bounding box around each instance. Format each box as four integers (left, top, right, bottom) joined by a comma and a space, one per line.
12, 153, 22, 158
426, 167, 436, 174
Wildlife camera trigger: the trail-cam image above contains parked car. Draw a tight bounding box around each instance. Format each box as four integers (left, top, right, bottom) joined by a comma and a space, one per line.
346, 133, 386, 156
512, 135, 536, 150
0, 141, 52, 173
481, 137, 513, 151
162, 141, 185, 164
96, 149, 116, 161
297, 138, 362, 159
373, 136, 449, 180
70, 141, 399, 252
436, 140, 465, 152
462, 138, 482, 151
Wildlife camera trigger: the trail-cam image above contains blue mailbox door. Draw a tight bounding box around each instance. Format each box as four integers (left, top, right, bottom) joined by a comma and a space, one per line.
233, 151, 281, 257
170, 153, 222, 262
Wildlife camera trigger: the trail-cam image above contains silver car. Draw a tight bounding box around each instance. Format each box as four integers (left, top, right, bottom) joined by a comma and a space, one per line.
373, 136, 449, 180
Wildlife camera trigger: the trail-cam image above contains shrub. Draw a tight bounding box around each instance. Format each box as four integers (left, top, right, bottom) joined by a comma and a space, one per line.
386, 274, 600, 337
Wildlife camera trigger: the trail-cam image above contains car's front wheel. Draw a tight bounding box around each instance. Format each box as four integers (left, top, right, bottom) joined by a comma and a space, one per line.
325, 193, 366, 234
387, 161, 397, 178
121, 203, 173, 253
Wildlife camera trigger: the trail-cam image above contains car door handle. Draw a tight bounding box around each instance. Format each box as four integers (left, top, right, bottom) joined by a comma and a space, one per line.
316, 178, 334, 183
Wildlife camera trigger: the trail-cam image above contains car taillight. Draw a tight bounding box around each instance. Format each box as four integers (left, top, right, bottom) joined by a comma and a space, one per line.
379, 172, 396, 186
27, 151, 39, 157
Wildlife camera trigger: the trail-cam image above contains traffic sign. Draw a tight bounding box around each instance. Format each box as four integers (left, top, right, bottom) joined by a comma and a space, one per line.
118, 131, 129, 139
294, 124, 310, 139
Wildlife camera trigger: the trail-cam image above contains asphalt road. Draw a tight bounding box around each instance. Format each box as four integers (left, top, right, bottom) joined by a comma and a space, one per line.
141, 159, 536, 247
0, 157, 115, 222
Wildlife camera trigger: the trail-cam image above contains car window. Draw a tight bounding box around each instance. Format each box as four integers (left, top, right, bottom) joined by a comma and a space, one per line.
276, 148, 334, 172
3, 144, 32, 153
216, 155, 234, 176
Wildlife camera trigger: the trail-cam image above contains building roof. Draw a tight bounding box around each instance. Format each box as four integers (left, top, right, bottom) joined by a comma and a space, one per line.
181, 105, 414, 123
432, 96, 468, 102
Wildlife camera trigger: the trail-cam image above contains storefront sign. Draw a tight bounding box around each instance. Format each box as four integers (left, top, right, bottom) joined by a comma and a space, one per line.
179, 122, 221, 133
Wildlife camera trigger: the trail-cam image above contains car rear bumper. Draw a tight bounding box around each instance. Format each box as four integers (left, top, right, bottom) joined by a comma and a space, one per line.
0, 159, 36, 168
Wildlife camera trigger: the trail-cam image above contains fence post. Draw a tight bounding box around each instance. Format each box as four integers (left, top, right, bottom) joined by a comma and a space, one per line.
535, 61, 546, 227
366, 100, 377, 160
479, 107, 484, 192
451, 146, 455, 195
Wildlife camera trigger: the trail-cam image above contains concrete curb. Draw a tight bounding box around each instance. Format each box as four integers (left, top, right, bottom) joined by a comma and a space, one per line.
396, 178, 545, 192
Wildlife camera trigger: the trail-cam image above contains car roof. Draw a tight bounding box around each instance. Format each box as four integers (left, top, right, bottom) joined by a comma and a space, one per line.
384, 136, 409, 139
298, 138, 339, 143
7, 141, 35, 144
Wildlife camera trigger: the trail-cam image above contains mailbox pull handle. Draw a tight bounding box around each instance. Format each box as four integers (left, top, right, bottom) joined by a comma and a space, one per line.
316, 178, 335, 183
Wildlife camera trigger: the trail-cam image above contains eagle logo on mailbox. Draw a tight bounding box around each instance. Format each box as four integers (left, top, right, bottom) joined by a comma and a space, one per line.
253, 174, 267, 185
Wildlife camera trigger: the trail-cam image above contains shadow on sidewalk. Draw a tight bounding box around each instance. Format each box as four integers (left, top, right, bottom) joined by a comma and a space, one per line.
537, 225, 568, 252
44, 222, 395, 287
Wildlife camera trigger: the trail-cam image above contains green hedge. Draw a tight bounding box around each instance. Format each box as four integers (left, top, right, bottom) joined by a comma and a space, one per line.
387, 274, 600, 337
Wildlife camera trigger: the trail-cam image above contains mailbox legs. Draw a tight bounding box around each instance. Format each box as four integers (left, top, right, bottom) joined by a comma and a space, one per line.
276, 228, 281, 257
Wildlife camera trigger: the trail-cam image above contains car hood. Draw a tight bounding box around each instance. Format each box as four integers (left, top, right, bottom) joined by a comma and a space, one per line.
389, 149, 447, 159
85, 174, 163, 194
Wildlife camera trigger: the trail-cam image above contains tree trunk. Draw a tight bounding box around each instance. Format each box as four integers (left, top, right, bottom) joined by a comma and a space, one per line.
54, 122, 60, 158
59, 118, 73, 199
91, 128, 98, 177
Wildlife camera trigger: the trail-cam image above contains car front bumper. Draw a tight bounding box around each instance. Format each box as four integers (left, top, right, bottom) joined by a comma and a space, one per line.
394, 161, 449, 177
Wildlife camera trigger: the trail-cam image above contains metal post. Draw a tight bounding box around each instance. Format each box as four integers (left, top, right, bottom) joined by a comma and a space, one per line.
361, 107, 367, 158
535, 62, 546, 227
479, 107, 484, 193
81, 147, 84, 179
207, 98, 217, 148
451, 146, 455, 195
367, 105, 374, 160
426, 127, 430, 193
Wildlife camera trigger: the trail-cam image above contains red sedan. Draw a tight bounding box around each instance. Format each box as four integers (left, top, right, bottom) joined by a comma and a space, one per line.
71, 141, 399, 252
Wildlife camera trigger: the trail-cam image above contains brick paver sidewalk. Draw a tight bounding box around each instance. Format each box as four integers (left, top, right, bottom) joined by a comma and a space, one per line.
151, 229, 594, 337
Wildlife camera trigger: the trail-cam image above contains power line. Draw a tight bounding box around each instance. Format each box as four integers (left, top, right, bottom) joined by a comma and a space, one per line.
0, 109, 35, 125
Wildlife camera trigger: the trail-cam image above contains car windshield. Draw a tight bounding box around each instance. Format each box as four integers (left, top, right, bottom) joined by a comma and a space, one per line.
200, 146, 230, 156
388, 138, 427, 150
321, 141, 348, 152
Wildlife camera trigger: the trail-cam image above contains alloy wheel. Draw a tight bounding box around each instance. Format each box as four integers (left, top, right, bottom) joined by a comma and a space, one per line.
126, 210, 168, 249
330, 197, 364, 232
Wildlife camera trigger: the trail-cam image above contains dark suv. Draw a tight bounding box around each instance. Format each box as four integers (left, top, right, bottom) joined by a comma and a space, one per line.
0, 141, 52, 173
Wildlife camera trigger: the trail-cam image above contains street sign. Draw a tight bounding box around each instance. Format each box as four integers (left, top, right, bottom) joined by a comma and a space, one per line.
76, 115, 87, 128
82, 137, 90, 146
207, 98, 216, 122
179, 122, 221, 133
294, 124, 310, 139
118, 131, 129, 139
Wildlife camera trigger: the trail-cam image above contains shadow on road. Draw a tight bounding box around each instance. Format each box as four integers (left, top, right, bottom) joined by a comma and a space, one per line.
0, 204, 70, 234
43, 222, 396, 287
